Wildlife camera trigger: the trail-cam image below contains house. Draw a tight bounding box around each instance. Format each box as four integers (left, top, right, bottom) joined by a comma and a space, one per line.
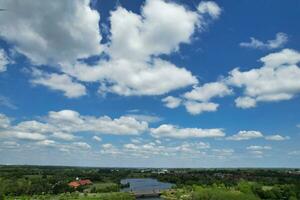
68, 181, 81, 188
68, 179, 93, 188
79, 179, 92, 185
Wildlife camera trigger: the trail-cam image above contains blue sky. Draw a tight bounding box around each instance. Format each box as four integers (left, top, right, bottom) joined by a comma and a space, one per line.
0, 0, 300, 168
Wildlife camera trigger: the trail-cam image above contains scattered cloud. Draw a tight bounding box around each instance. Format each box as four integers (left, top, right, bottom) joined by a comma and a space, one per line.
125, 114, 162, 123
265, 134, 290, 141
227, 130, 263, 141
31, 69, 87, 98
197, 1, 222, 19
212, 149, 234, 158
183, 82, 232, 102
183, 101, 218, 115
92, 136, 102, 142
0, 49, 11, 73
162, 81, 231, 115
150, 124, 225, 139
228, 49, 300, 108
0, 110, 149, 142
0, 96, 17, 110
240, 32, 288, 50
1, 141, 20, 149
0, 0, 102, 65
246, 145, 272, 150
36, 0, 220, 97
162, 96, 182, 109
234, 96, 256, 109
288, 150, 300, 156
246, 145, 272, 158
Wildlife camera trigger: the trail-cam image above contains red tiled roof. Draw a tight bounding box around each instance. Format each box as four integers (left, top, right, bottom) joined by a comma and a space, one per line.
68, 181, 81, 188
79, 179, 92, 185
68, 179, 92, 188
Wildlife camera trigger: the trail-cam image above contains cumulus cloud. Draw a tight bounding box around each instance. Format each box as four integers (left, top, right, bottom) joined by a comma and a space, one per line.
150, 124, 225, 139
246, 145, 271, 158
235, 97, 256, 109
228, 49, 300, 108
162, 81, 231, 115
162, 96, 182, 108
92, 135, 102, 142
0, 110, 149, 142
184, 101, 218, 115
246, 145, 272, 150
0, 49, 11, 73
0, 0, 102, 65
125, 114, 162, 123
212, 149, 234, 158
240, 32, 288, 50
72, 142, 91, 150
36, 139, 57, 147
0, 113, 10, 129
99, 140, 212, 158
227, 130, 263, 141
265, 134, 290, 141
31, 69, 87, 98
60, 0, 221, 97
184, 82, 232, 102
197, 1, 222, 19
0, 0, 222, 97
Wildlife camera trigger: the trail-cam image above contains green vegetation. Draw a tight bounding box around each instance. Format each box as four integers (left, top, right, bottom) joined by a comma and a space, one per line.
162, 182, 300, 200
0, 166, 299, 200
4, 192, 134, 200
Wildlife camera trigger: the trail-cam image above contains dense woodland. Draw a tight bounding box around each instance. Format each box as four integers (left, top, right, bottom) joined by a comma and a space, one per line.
0, 165, 299, 199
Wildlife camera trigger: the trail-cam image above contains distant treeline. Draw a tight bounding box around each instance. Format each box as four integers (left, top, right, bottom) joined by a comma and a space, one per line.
0, 165, 299, 200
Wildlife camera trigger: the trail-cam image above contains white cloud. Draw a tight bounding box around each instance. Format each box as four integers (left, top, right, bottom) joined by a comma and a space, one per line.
67, 56, 198, 96
72, 142, 91, 150
47, 110, 149, 135
1, 0, 222, 98
162, 81, 230, 115
184, 82, 232, 102
93, 135, 102, 142
125, 114, 162, 123
52, 132, 76, 141
61, 0, 221, 97
0, 0, 102, 65
1, 141, 20, 149
0, 49, 11, 73
184, 101, 218, 115
0, 96, 17, 110
227, 130, 263, 141
101, 143, 121, 155
265, 134, 290, 141
108, 1, 199, 61
246, 145, 271, 158
197, 1, 222, 19
162, 96, 182, 108
228, 49, 300, 108
288, 150, 300, 156
246, 145, 272, 150
36, 139, 56, 147
212, 149, 234, 158
0, 110, 149, 143
31, 69, 87, 98
150, 124, 225, 139
0, 113, 11, 129
121, 141, 210, 158
235, 96, 256, 109
240, 32, 288, 50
